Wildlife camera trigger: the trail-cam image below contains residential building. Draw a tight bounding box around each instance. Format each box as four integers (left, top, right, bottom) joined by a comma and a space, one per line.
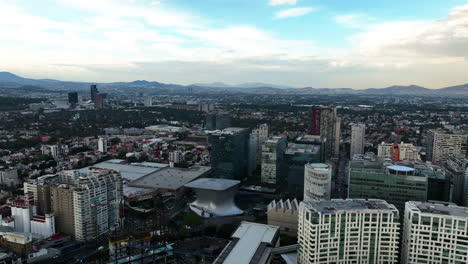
213, 222, 280, 264
350, 123, 365, 158
0, 168, 19, 186
267, 199, 299, 236
377, 142, 394, 159
98, 137, 107, 153
399, 142, 421, 161
304, 163, 332, 200
261, 136, 287, 185
426, 130, 467, 164
445, 156, 468, 205
209, 128, 250, 180
402, 201, 468, 264
298, 199, 400, 264
52, 168, 123, 241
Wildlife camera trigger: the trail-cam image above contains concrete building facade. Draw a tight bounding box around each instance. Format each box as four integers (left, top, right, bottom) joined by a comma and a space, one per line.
303, 163, 332, 200
261, 136, 287, 185
350, 124, 365, 158
298, 199, 400, 264
402, 201, 468, 264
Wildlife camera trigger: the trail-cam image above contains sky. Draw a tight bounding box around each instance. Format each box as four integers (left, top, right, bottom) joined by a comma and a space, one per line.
1, 0, 468, 89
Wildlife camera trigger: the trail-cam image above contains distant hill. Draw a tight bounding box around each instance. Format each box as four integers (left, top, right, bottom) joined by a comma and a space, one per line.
0, 71, 467, 96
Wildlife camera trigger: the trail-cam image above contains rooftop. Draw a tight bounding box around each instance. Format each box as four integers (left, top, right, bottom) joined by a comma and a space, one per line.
284, 143, 320, 155
306, 163, 330, 170
387, 165, 415, 172
302, 199, 399, 215
407, 201, 468, 218
129, 166, 211, 191
220, 222, 280, 264
185, 178, 240, 191
79, 160, 167, 181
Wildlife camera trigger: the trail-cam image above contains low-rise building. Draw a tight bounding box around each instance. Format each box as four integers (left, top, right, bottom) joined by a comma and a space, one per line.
213, 222, 280, 264
267, 199, 299, 236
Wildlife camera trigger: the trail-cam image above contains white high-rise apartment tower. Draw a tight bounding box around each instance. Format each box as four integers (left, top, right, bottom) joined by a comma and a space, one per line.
350, 123, 365, 158
298, 199, 400, 264
98, 137, 107, 153
402, 201, 468, 264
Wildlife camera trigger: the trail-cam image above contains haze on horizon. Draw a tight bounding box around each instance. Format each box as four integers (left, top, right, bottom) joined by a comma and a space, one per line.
1, 0, 468, 89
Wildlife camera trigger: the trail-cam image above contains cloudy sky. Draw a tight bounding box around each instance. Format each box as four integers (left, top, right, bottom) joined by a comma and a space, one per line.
1, 0, 468, 88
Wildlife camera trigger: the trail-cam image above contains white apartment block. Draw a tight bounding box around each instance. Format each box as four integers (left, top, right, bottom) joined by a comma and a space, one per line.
57, 167, 123, 241
402, 201, 468, 264
98, 137, 108, 153
399, 142, 421, 161
427, 130, 467, 164
377, 142, 393, 159
298, 199, 400, 264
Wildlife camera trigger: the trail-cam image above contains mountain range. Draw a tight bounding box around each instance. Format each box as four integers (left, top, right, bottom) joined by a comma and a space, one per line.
1, 72, 467, 96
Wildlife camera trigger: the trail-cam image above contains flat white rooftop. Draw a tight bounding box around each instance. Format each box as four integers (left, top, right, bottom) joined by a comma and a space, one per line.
407, 201, 468, 218
221, 222, 279, 264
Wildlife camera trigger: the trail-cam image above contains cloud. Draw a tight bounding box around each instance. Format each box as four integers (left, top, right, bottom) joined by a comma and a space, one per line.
268, 0, 297, 6
275, 7, 316, 19
334, 14, 374, 28
1, 1, 468, 88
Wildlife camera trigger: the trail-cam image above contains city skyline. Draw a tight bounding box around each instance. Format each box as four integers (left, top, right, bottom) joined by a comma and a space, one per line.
1, 0, 468, 89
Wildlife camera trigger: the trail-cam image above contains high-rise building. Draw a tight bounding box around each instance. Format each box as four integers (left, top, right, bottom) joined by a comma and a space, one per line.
252, 124, 269, 166
94, 92, 107, 109
310, 107, 341, 159
261, 136, 287, 185
304, 163, 332, 200
205, 112, 231, 130
68, 92, 78, 105
402, 201, 468, 264
426, 130, 467, 164
444, 156, 468, 205
465, 167, 468, 207
348, 158, 428, 213
52, 168, 123, 241
98, 137, 108, 153
310, 107, 321, 136
350, 123, 365, 158
247, 133, 258, 176
90, 84, 98, 101
209, 128, 250, 180
280, 143, 321, 199
143, 97, 152, 107
298, 199, 400, 264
